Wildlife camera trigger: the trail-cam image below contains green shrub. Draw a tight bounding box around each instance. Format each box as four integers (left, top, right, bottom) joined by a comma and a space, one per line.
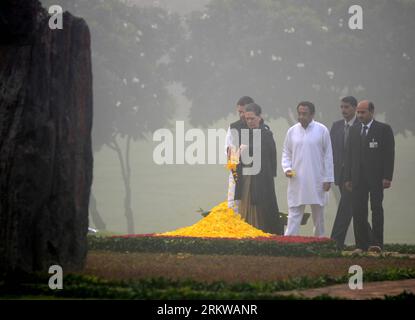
87, 235, 338, 257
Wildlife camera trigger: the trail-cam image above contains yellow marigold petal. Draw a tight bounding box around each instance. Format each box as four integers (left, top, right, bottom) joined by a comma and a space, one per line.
157, 201, 272, 239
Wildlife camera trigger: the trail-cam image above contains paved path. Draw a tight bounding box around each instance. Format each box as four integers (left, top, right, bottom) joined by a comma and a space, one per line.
278, 279, 415, 299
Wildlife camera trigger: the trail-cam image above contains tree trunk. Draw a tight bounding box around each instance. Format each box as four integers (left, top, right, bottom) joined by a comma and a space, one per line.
89, 192, 106, 230
108, 135, 135, 234
0, 1, 93, 274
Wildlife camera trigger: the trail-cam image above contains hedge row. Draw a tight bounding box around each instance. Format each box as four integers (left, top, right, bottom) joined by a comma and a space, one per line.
1, 268, 415, 300
88, 235, 338, 257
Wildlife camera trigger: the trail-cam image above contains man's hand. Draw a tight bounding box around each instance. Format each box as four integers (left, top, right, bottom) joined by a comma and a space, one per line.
344, 181, 352, 192
323, 182, 331, 192
383, 179, 392, 189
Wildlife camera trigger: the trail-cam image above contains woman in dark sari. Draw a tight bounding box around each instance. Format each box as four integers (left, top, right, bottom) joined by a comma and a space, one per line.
234, 103, 283, 235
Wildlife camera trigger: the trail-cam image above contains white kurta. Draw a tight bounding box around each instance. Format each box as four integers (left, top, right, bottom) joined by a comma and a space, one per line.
224, 126, 233, 157
282, 120, 334, 208
225, 126, 239, 211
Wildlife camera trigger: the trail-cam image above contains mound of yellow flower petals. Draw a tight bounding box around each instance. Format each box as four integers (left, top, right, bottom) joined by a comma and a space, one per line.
157, 201, 272, 239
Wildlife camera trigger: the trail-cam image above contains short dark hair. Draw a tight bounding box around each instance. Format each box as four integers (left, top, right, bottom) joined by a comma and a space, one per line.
368, 101, 375, 112
237, 96, 254, 106
245, 103, 262, 116
297, 101, 315, 115
341, 96, 358, 107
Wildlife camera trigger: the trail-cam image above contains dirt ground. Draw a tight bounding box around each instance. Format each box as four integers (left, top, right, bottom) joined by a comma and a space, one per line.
84, 251, 415, 284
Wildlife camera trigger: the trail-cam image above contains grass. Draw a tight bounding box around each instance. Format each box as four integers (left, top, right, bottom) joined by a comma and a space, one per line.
3, 236, 415, 299
2, 250, 415, 299
2, 259, 415, 299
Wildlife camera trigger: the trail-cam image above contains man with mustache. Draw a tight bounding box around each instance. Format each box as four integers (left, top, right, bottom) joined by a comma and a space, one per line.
282, 101, 334, 237
330, 96, 372, 250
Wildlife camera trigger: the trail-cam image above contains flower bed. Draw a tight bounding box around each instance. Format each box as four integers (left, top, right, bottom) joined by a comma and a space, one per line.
88, 201, 339, 256
89, 234, 336, 257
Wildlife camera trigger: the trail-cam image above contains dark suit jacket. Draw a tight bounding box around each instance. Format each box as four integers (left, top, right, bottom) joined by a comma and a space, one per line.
344, 120, 395, 187
330, 118, 359, 186
230, 119, 247, 149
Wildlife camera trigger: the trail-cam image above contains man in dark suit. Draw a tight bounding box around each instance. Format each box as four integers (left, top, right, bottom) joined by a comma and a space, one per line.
344, 100, 395, 252
330, 96, 363, 250
225, 96, 254, 211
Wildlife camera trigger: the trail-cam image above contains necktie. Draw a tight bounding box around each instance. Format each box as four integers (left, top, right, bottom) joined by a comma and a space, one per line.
344, 123, 350, 147
360, 125, 368, 162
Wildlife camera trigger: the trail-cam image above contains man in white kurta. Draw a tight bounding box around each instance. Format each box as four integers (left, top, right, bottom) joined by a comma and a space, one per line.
282, 101, 334, 237
225, 127, 239, 212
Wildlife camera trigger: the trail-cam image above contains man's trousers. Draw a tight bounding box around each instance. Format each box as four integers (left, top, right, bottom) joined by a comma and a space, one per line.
285, 204, 325, 237
331, 185, 373, 250
352, 176, 384, 250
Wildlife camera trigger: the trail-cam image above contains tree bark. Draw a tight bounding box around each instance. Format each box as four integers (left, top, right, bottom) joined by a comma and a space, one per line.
108, 135, 135, 234
89, 192, 106, 230
0, 1, 93, 273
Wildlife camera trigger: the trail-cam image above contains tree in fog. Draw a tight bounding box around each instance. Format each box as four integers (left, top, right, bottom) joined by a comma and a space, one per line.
172, 0, 415, 135
39, 0, 415, 233
42, 0, 183, 233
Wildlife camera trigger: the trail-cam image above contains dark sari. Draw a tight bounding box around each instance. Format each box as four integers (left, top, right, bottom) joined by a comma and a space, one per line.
234, 124, 283, 235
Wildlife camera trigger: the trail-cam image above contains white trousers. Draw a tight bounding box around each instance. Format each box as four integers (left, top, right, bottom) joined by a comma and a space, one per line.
227, 172, 239, 212
284, 204, 325, 237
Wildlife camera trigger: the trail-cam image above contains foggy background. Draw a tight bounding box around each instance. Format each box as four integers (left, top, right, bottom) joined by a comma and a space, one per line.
41, 0, 415, 243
